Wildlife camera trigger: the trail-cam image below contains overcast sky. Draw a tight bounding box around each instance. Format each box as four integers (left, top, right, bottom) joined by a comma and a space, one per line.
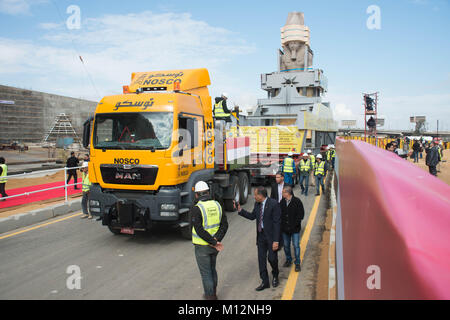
0, 0, 449, 131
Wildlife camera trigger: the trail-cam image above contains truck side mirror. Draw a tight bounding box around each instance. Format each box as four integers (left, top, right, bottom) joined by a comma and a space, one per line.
83, 117, 93, 149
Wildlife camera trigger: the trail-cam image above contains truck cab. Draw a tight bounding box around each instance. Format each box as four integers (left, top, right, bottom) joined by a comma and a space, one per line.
83, 69, 250, 238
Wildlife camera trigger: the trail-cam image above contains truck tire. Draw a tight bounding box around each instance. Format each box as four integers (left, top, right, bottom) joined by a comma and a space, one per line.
224, 176, 239, 212
238, 172, 249, 205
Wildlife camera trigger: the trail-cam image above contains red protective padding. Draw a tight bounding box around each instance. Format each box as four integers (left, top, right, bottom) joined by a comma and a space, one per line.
336, 137, 450, 299
0, 181, 82, 210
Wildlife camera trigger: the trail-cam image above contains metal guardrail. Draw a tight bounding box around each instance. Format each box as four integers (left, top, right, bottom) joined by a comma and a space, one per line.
2, 165, 85, 203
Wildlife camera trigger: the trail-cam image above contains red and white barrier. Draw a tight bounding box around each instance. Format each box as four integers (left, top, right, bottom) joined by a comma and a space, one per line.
335, 137, 450, 299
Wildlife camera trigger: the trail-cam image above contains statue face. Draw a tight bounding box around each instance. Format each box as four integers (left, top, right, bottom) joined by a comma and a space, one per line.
287, 41, 301, 60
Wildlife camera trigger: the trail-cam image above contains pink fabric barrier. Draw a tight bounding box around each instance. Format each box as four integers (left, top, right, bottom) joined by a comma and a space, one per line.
336, 137, 450, 299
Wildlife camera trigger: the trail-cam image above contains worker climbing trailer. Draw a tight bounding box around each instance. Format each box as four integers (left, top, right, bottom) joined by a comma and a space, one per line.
83, 69, 250, 239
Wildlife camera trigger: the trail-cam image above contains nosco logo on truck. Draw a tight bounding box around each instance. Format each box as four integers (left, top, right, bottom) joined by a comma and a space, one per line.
114, 158, 140, 165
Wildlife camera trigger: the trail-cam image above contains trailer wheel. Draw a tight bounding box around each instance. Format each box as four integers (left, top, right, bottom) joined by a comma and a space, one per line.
224, 176, 239, 212
238, 172, 249, 205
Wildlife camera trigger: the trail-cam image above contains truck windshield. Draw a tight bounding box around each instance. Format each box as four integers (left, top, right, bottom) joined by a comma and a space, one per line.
94, 112, 173, 150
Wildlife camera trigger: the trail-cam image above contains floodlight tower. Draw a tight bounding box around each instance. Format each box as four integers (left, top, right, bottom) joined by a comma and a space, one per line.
363, 92, 379, 140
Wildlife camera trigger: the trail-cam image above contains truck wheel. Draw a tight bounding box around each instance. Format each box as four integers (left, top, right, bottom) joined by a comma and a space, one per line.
108, 225, 121, 235
224, 176, 239, 212
238, 172, 249, 205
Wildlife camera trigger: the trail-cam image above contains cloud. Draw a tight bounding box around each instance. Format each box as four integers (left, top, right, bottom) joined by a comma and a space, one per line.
0, 0, 46, 15
0, 11, 256, 101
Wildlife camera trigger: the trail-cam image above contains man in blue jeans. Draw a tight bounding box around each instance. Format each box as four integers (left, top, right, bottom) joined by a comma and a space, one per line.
280, 186, 304, 272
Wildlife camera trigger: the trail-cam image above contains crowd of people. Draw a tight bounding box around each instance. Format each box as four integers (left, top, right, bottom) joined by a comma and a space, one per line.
385, 138, 445, 177
191, 145, 337, 300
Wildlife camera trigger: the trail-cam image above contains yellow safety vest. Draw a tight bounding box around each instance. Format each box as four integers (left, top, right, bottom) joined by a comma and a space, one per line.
310, 155, 315, 166
192, 200, 223, 246
82, 172, 91, 192
299, 159, 311, 172
0, 164, 7, 183
214, 100, 230, 118
315, 161, 325, 176
327, 149, 335, 161
283, 157, 294, 173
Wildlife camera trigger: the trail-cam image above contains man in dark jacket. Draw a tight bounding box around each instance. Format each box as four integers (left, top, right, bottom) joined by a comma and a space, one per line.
66, 152, 79, 189
280, 185, 304, 272
270, 172, 285, 203
236, 186, 281, 291
425, 141, 439, 176
412, 140, 421, 163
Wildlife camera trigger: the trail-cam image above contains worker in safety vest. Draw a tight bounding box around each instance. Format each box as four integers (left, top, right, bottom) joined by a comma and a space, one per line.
307, 150, 315, 188
326, 145, 336, 169
214, 93, 232, 123
298, 153, 311, 196
80, 161, 92, 219
281, 152, 296, 186
191, 181, 228, 300
314, 154, 327, 196
0, 157, 8, 201
437, 142, 444, 173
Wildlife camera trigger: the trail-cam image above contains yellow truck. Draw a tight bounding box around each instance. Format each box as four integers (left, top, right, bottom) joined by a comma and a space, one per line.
82, 69, 251, 238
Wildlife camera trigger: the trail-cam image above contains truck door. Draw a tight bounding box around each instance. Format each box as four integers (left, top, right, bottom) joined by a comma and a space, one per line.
178, 115, 204, 177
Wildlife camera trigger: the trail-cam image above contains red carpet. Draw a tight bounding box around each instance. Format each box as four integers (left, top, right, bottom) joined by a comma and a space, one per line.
0, 180, 82, 209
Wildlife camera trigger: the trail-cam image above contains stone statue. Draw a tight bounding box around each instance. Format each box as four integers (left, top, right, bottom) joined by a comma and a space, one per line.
279, 12, 313, 72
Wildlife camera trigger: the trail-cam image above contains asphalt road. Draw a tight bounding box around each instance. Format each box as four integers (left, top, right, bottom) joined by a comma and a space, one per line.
0, 184, 321, 300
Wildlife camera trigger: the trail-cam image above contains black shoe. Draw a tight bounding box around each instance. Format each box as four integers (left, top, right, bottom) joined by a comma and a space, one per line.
300, 189, 304, 195
96, 217, 102, 221
283, 261, 292, 268
255, 282, 270, 291
272, 277, 279, 288
295, 264, 301, 272
315, 193, 320, 196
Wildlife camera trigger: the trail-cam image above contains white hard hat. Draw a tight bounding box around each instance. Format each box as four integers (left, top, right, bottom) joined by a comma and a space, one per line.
288, 151, 293, 156
331, 144, 335, 148
194, 181, 209, 192
307, 150, 312, 153
316, 154, 323, 159
221, 92, 228, 98
82, 161, 89, 168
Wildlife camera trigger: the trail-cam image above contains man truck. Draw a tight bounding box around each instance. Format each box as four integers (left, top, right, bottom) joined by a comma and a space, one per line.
82, 69, 250, 238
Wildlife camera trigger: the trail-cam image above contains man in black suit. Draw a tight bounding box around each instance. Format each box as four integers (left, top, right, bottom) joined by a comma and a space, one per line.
235, 186, 281, 291
270, 172, 285, 203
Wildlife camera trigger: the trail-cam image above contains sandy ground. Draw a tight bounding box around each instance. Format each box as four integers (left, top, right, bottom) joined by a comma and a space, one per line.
406, 149, 450, 185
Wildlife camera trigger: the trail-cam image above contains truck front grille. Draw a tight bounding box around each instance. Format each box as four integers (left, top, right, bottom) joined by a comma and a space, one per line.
100, 164, 158, 185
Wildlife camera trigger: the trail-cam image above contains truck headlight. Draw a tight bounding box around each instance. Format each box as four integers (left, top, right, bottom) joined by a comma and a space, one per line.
90, 200, 100, 207
161, 204, 177, 211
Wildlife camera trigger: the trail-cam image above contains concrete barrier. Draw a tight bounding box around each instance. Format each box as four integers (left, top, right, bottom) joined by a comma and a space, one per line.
0, 199, 81, 235
335, 137, 450, 299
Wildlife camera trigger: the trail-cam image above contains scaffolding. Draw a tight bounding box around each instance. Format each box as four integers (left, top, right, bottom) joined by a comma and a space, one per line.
364, 92, 379, 140
43, 113, 80, 144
